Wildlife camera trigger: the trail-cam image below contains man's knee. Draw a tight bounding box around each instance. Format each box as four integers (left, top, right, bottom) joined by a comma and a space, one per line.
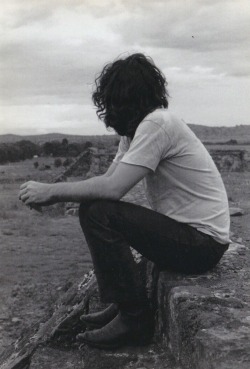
79, 200, 97, 225
78, 199, 117, 227
79, 200, 95, 217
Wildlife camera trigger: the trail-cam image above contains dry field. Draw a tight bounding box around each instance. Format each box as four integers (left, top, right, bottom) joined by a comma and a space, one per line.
0, 158, 250, 355
0, 158, 92, 354
222, 171, 250, 243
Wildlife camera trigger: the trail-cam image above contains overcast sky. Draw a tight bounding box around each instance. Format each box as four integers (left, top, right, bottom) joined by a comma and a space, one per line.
0, 0, 250, 135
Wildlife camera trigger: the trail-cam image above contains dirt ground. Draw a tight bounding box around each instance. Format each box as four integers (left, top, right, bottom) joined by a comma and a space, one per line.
0, 159, 250, 356
0, 159, 92, 354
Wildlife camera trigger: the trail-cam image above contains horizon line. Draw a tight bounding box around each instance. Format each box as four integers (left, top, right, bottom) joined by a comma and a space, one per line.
1, 122, 250, 137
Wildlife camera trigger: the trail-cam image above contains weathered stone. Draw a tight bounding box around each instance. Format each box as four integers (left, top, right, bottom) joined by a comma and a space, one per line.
194, 325, 250, 369
230, 207, 245, 216
165, 286, 250, 369
29, 343, 177, 369
156, 242, 250, 369
30, 347, 83, 369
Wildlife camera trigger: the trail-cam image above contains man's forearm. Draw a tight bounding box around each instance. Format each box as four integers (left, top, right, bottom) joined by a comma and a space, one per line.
19, 162, 148, 207
50, 175, 120, 203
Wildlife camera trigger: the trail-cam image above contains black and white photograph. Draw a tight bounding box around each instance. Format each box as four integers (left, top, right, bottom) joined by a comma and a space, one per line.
0, 1, 250, 368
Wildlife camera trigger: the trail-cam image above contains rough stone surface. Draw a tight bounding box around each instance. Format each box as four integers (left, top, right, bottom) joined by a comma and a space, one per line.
156, 242, 250, 369
29, 343, 178, 369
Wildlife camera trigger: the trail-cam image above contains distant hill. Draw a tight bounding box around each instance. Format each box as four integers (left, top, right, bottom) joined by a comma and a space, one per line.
0, 133, 116, 145
1, 124, 250, 144
189, 124, 250, 143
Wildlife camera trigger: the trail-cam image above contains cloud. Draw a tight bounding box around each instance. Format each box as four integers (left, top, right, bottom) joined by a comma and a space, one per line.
0, 0, 249, 134
118, 0, 249, 49
114, 0, 250, 77
1, 0, 249, 107
0, 38, 95, 105
0, 1, 125, 105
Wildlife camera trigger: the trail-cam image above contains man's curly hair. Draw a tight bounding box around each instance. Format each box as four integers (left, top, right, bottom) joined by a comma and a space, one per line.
92, 53, 169, 138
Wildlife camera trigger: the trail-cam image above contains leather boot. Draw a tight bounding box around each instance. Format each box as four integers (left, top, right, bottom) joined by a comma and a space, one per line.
80, 303, 119, 329
77, 305, 154, 349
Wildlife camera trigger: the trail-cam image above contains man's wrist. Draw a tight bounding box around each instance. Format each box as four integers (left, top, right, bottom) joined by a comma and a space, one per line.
49, 183, 59, 203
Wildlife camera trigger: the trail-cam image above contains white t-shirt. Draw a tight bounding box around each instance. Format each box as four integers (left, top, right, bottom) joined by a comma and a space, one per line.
113, 109, 230, 245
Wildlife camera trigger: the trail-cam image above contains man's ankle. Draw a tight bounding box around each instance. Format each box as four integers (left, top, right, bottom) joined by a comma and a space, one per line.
119, 300, 151, 315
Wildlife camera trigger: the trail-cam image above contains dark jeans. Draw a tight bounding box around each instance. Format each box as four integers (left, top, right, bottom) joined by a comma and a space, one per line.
79, 200, 228, 304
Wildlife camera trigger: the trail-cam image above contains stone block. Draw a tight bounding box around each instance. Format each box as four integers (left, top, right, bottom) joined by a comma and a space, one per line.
229, 207, 244, 216
156, 242, 250, 368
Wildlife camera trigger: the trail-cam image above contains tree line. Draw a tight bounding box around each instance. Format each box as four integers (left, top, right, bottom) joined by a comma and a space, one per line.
0, 137, 119, 164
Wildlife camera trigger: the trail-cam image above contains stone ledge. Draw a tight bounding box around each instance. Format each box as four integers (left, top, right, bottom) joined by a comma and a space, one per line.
29, 342, 178, 369
156, 242, 250, 369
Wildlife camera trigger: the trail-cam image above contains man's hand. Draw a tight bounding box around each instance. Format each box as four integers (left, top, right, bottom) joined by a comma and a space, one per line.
19, 181, 55, 207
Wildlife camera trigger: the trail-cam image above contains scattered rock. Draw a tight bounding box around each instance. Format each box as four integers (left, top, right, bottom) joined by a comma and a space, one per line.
65, 208, 79, 216
236, 237, 243, 244
230, 207, 244, 216
11, 317, 22, 324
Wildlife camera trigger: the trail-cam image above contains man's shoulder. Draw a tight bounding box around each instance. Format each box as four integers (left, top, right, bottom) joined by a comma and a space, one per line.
144, 108, 172, 124
138, 109, 169, 131
139, 109, 186, 137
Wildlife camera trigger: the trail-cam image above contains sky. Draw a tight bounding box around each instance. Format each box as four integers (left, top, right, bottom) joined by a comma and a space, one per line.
0, 0, 250, 136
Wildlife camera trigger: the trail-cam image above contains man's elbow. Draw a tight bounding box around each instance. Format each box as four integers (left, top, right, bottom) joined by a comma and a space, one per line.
103, 179, 127, 201
106, 187, 124, 201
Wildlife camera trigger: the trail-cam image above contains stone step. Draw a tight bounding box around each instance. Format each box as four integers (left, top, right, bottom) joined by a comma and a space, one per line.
29, 343, 179, 369
156, 242, 250, 369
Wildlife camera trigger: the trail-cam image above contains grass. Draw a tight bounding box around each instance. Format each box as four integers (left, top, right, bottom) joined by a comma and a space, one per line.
222, 172, 250, 208
0, 159, 92, 354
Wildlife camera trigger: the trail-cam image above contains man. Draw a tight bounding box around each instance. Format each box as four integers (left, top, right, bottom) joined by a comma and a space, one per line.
19, 53, 230, 349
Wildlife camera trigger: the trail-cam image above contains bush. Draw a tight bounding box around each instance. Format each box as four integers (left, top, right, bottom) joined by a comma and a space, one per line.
0, 140, 40, 164
63, 158, 73, 167
227, 139, 238, 145
54, 158, 62, 167
84, 141, 93, 149
33, 161, 39, 169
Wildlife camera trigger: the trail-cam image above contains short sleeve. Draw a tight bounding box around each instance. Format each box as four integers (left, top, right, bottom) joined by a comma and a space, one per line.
120, 121, 171, 172
113, 136, 130, 164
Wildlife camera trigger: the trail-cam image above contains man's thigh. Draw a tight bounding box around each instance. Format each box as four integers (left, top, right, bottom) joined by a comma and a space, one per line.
87, 200, 224, 273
